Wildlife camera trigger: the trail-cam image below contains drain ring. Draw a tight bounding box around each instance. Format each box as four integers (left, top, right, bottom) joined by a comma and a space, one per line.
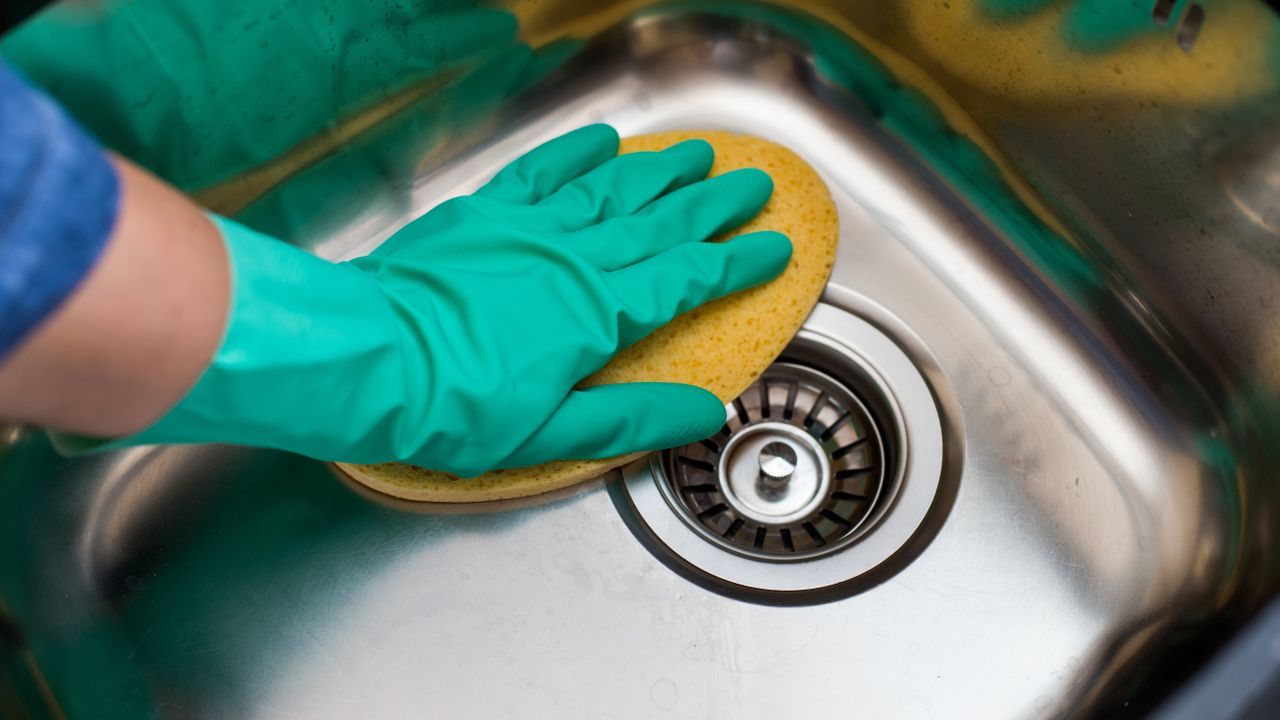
616, 302, 947, 596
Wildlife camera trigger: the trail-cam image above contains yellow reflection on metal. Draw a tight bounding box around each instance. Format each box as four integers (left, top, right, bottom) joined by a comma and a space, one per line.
886, 0, 1277, 108
506, 0, 1275, 255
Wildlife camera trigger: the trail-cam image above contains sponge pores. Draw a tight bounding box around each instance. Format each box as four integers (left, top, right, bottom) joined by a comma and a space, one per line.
336, 130, 838, 502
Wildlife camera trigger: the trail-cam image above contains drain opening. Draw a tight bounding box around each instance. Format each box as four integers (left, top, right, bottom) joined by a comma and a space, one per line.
615, 303, 951, 598
662, 363, 889, 560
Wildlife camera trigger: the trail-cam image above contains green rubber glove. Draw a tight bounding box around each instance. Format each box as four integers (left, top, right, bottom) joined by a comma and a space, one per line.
109, 125, 792, 476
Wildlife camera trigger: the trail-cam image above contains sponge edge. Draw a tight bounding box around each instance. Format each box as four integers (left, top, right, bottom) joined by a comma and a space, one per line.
336, 130, 839, 503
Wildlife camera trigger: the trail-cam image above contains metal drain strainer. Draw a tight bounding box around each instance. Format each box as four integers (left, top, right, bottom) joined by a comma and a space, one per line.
614, 302, 950, 598
663, 363, 887, 560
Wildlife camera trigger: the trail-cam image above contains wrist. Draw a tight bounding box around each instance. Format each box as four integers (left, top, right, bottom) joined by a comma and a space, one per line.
0, 156, 229, 436
116, 215, 411, 460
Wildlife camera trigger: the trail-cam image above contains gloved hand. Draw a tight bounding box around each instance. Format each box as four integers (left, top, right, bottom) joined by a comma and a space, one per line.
87, 125, 792, 476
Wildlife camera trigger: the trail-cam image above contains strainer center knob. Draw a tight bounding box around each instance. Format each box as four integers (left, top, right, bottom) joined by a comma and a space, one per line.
758, 441, 798, 489
718, 423, 832, 525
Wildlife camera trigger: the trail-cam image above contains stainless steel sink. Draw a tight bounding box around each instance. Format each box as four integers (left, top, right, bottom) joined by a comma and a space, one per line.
3, 1, 1279, 717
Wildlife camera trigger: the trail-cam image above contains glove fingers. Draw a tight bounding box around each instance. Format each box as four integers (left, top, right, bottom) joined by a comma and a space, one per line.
531, 139, 713, 232
473, 124, 619, 204
606, 230, 792, 348
497, 383, 728, 469
565, 168, 773, 270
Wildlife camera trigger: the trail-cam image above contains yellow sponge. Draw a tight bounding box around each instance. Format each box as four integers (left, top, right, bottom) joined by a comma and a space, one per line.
336, 130, 838, 502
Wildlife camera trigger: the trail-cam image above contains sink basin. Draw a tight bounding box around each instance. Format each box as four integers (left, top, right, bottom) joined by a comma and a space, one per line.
3, 1, 1279, 718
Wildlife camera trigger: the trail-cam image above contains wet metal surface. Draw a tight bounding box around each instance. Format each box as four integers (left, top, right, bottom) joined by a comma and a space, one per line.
2, 1, 1279, 718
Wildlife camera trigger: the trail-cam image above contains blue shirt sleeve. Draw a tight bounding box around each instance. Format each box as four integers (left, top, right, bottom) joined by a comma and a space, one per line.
0, 60, 119, 359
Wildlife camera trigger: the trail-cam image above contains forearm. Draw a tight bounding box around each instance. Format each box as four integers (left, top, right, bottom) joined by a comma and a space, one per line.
0, 156, 229, 436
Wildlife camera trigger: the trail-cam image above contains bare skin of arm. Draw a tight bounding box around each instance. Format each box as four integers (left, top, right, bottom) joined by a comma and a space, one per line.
0, 155, 229, 436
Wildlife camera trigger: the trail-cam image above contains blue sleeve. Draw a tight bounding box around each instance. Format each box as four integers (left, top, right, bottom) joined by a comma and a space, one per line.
0, 60, 119, 359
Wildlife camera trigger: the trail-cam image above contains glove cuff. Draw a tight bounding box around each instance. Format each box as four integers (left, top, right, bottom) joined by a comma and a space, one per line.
53, 215, 403, 459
